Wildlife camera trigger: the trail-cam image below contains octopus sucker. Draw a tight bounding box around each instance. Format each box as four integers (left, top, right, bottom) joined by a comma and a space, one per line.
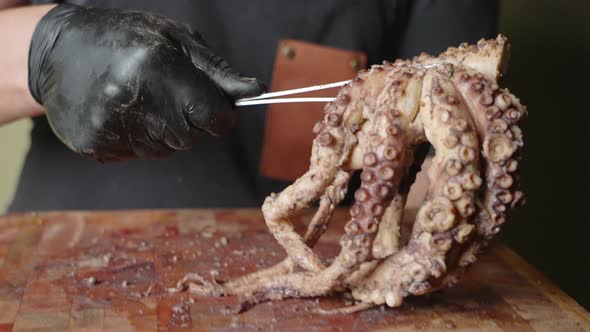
173, 35, 525, 313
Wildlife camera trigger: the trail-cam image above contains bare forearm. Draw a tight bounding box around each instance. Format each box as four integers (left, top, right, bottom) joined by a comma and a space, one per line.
0, 4, 55, 125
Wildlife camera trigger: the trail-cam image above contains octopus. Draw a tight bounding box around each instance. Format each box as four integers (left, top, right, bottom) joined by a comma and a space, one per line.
172, 35, 526, 313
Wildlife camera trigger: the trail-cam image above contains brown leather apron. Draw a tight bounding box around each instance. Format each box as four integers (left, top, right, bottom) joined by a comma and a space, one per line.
260, 39, 367, 181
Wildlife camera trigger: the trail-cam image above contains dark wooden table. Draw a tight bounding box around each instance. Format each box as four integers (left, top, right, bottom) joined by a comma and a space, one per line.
0, 209, 588, 331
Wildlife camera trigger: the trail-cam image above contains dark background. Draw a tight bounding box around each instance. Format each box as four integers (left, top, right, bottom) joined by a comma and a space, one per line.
498, 0, 590, 309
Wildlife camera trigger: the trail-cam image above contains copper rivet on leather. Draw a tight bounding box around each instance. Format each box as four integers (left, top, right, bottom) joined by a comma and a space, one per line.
282, 46, 296, 59
350, 58, 361, 70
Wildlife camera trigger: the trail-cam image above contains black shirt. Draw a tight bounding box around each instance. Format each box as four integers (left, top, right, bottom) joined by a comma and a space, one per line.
9, 0, 498, 212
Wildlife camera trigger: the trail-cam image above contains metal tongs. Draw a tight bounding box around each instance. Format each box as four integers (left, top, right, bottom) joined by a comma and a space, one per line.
235, 64, 446, 107
235, 80, 351, 107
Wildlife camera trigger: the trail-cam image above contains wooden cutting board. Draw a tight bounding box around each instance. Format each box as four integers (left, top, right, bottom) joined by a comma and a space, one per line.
0, 209, 588, 332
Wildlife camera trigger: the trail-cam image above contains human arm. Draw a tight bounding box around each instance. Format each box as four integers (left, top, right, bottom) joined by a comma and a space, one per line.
0, 3, 55, 124
2, 3, 265, 161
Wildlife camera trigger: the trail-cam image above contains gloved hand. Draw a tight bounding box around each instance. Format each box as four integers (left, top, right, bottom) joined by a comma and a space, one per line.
28, 4, 265, 161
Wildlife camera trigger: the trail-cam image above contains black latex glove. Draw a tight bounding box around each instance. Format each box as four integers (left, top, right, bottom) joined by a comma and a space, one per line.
28, 4, 265, 161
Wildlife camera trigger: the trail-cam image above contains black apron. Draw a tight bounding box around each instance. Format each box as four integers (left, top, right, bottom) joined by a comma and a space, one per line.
9, 0, 498, 212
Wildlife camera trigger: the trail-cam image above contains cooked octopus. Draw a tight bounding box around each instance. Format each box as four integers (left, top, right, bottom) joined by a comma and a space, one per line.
173, 35, 526, 312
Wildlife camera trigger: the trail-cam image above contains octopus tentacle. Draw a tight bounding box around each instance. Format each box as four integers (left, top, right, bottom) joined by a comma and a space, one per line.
261, 84, 361, 273
430, 67, 526, 287
451, 66, 525, 238
344, 141, 430, 289
302, 171, 352, 246
218, 170, 350, 295
372, 193, 405, 258
316, 302, 374, 315
350, 68, 482, 307
174, 172, 352, 297
373, 142, 431, 259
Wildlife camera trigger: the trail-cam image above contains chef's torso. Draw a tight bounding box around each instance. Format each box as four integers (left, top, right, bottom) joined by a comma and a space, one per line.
9, 0, 497, 212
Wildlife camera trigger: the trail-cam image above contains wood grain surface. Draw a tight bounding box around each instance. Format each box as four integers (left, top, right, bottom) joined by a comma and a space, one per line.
0, 209, 588, 332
